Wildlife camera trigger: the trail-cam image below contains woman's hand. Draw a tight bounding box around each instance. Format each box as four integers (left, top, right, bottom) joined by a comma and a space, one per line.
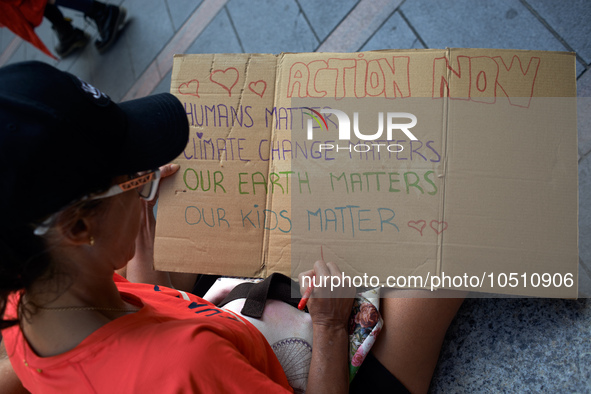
300, 260, 355, 394
299, 260, 355, 330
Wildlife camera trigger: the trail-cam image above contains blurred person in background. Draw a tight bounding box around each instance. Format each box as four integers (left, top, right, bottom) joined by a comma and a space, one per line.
0, 0, 126, 58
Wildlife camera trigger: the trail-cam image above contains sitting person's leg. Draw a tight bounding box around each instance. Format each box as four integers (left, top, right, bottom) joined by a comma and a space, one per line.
370, 290, 465, 393
43, 2, 89, 58
49, 0, 126, 53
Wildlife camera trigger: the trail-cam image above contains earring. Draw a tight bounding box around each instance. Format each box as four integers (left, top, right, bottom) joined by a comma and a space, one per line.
89, 236, 95, 246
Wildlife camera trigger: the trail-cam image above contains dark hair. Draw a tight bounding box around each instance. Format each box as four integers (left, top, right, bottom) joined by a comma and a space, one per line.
0, 198, 107, 329
0, 223, 51, 329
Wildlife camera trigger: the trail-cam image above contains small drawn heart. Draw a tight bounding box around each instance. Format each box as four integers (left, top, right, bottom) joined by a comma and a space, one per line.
196, 132, 203, 139
430, 220, 448, 234
249, 80, 267, 98
178, 79, 200, 97
408, 220, 426, 236
210, 67, 239, 97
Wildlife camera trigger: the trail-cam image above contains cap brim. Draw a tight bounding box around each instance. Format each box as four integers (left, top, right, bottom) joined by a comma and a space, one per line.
117, 93, 189, 173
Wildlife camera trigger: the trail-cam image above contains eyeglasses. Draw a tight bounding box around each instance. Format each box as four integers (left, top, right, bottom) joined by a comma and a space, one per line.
34, 169, 161, 236
87, 169, 161, 202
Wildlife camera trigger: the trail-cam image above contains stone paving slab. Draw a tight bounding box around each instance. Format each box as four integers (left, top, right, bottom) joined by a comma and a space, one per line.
226, 0, 318, 54
432, 297, 590, 392
166, 0, 203, 31
297, 0, 359, 42
0, 29, 14, 54
580, 99, 591, 159
185, 7, 243, 55
88, 36, 137, 102
317, 0, 404, 52
579, 260, 591, 298
579, 71, 591, 159
401, 0, 586, 76
580, 70, 591, 97
579, 153, 591, 262
152, 69, 174, 96
3, 39, 29, 66
120, 0, 176, 79
360, 10, 425, 52
526, 0, 591, 66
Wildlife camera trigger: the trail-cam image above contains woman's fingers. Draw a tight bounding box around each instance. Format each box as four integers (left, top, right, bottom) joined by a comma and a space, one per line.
300, 260, 356, 298
159, 163, 180, 179
299, 268, 315, 296
146, 164, 180, 209
300, 261, 355, 327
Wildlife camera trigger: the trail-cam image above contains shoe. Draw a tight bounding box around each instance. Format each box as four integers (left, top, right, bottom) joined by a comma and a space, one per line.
52, 18, 90, 58
88, 5, 127, 53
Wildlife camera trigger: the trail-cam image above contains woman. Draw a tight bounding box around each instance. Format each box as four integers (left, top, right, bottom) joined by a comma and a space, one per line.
0, 61, 464, 393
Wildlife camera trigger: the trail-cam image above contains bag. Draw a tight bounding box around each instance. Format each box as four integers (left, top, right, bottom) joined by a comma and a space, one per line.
205, 274, 382, 393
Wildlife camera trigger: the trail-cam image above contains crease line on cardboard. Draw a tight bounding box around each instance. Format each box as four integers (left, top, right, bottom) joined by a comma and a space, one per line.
259, 54, 283, 278
220, 54, 252, 168
436, 47, 451, 279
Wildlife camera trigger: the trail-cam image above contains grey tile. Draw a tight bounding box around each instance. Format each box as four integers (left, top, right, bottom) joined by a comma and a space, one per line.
431, 297, 591, 392
4, 40, 29, 66
360, 11, 425, 51
62, 43, 103, 83
0, 28, 17, 54
152, 69, 173, 95
526, 0, 591, 65
401, 0, 572, 53
580, 69, 591, 96
579, 99, 591, 160
297, 0, 359, 42
165, 0, 203, 31
579, 153, 591, 265
579, 260, 591, 298
226, 0, 319, 54
119, 0, 176, 77
184, 7, 243, 54
576, 61, 586, 79
578, 72, 591, 158
88, 36, 136, 102
54, 43, 89, 74
29, 21, 61, 64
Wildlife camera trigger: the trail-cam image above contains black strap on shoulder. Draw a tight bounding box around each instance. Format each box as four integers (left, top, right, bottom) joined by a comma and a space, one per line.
217, 273, 303, 318
191, 274, 222, 297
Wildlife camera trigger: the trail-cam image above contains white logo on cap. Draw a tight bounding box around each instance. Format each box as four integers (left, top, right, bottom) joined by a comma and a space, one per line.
76, 77, 109, 103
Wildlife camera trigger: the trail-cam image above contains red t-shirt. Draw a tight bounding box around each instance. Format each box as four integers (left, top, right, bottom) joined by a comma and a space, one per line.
2, 275, 293, 393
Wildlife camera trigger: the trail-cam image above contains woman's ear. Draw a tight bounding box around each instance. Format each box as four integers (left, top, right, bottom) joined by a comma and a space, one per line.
53, 210, 95, 246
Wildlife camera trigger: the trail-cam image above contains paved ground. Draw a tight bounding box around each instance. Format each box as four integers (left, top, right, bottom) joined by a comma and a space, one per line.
1, 0, 590, 392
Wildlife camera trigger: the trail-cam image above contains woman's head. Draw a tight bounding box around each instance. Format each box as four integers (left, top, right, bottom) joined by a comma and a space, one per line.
0, 61, 189, 326
0, 61, 188, 225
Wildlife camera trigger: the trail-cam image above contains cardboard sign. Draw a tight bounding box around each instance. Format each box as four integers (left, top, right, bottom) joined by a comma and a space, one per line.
154, 49, 578, 297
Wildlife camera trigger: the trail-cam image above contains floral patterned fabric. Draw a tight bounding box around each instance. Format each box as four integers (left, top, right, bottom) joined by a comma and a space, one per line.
348, 289, 383, 382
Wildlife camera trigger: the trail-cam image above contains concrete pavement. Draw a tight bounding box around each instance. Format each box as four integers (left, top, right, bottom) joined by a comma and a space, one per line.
1, 0, 590, 391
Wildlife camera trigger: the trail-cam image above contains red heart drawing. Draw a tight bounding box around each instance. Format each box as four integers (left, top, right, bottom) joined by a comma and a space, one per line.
210, 67, 239, 97
177, 79, 200, 97
249, 80, 267, 98
407, 220, 426, 236
430, 220, 448, 234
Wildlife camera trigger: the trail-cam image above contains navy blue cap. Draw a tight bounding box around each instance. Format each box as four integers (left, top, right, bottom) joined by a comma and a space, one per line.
0, 61, 189, 225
